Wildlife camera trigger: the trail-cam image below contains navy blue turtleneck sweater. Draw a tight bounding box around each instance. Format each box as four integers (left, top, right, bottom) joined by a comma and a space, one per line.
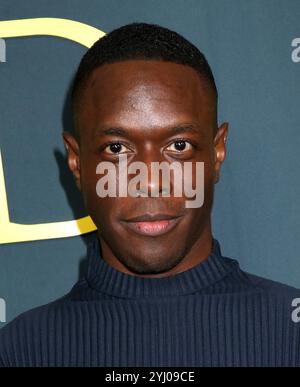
0, 234, 300, 367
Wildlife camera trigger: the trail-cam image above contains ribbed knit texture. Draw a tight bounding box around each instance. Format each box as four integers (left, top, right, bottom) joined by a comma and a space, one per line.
0, 233, 299, 367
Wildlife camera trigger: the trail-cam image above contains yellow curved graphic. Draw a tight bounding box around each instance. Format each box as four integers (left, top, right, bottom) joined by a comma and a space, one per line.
0, 17, 105, 46
0, 18, 106, 244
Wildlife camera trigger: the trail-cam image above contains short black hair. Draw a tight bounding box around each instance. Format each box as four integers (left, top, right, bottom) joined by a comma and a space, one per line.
71, 22, 218, 128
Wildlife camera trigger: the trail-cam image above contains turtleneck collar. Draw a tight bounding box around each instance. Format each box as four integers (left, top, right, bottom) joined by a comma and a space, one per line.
85, 233, 237, 298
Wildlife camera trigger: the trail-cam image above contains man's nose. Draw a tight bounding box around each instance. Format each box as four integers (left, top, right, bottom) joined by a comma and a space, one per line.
134, 149, 172, 197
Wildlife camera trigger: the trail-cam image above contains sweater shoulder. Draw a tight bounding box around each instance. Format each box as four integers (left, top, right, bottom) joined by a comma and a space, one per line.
241, 269, 300, 297
0, 296, 69, 367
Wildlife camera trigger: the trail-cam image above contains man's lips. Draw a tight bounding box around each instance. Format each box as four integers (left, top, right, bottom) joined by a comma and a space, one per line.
121, 213, 183, 237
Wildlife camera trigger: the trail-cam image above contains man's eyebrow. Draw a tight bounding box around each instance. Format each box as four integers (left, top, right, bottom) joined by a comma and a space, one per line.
94, 127, 128, 137
168, 124, 201, 135
93, 124, 201, 137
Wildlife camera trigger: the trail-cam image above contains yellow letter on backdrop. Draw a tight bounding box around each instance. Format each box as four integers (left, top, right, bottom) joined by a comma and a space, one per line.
0, 18, 106, 243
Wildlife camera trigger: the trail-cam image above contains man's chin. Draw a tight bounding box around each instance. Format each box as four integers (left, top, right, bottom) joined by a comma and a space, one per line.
117, 249, 185, 277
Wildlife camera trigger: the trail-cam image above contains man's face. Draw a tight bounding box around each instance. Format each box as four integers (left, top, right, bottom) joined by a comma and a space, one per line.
64, 60, 228, 275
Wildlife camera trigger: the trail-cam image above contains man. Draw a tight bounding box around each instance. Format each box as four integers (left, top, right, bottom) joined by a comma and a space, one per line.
0, 22, 299, 367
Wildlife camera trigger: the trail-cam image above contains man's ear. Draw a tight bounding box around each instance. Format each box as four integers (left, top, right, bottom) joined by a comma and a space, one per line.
213, 122, 229, 184
62, 131, 81, 191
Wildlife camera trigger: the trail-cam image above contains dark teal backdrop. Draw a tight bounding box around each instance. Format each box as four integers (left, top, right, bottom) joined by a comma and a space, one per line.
0, 0, 300, 327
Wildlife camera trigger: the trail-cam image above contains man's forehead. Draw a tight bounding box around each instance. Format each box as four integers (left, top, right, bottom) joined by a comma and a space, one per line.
77, 60, 217, 135
87, 59, 213, 97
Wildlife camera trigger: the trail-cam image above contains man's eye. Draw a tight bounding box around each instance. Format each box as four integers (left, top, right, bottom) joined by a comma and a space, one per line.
166, 140, 193, 152
104, 142, 130, 154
